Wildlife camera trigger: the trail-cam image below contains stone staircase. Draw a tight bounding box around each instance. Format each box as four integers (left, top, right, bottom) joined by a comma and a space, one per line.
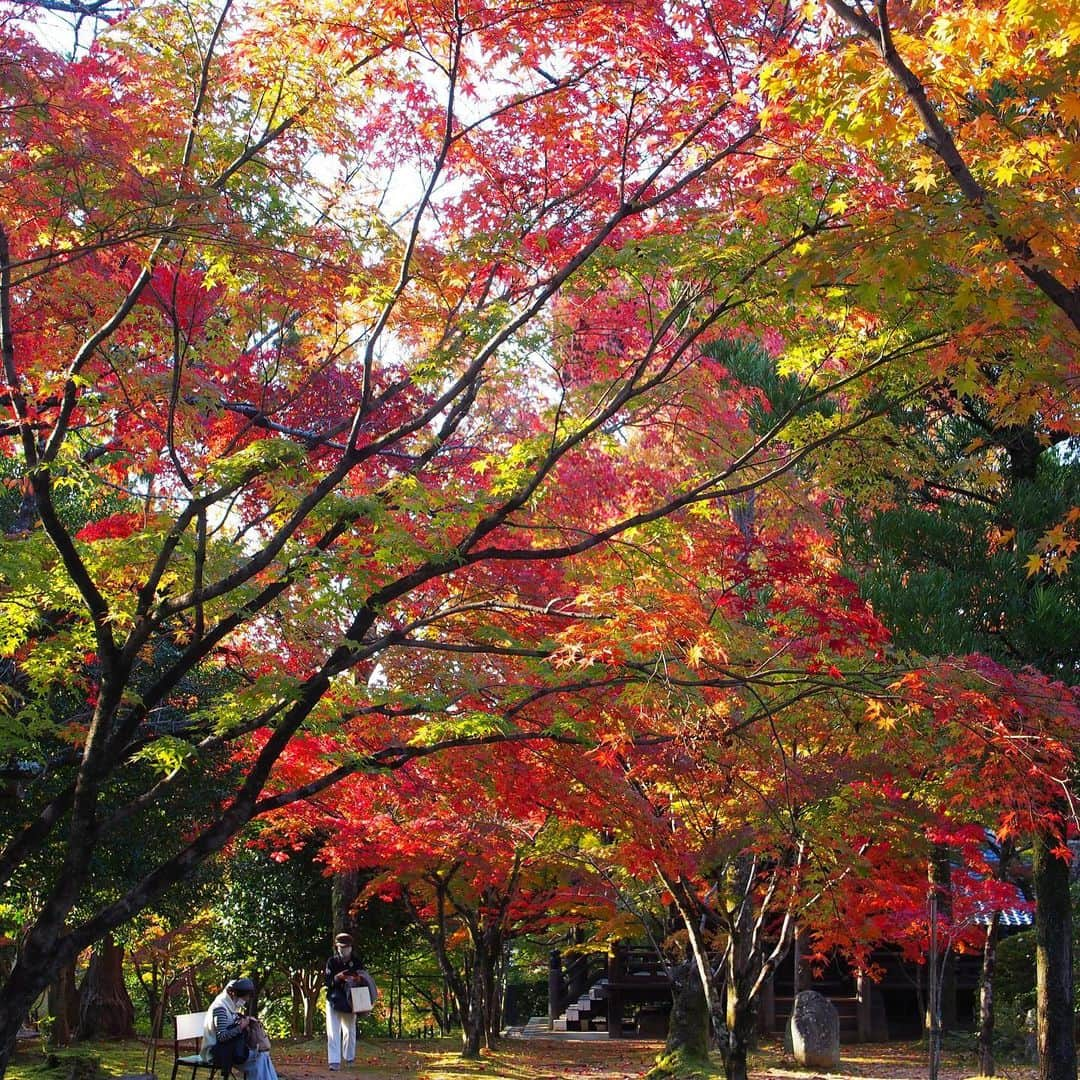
552, 978, 609, 1031
517, 1016, 611, 1041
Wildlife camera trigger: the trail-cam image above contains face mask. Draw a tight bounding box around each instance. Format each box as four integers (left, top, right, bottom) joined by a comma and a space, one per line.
337, 946, 353, 960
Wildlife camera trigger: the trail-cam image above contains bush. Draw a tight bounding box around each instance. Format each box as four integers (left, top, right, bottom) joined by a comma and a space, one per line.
255, 995, 295, 1041
994, 930, 1036, 1011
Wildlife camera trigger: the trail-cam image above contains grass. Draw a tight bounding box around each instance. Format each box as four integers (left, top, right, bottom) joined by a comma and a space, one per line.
5, 1034, 1040, 1080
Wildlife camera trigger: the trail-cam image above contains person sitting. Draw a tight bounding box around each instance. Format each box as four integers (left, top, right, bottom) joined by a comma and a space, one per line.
202, 978, 278, 1080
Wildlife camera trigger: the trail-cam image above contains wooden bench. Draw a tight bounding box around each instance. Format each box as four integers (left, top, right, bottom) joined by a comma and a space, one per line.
171, 1012, 218, 1080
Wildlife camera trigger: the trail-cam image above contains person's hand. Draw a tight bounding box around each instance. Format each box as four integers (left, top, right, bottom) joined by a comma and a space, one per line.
335, 971, 347, 982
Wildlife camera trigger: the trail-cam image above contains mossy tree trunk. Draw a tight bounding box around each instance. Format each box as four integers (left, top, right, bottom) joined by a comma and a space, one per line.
647, 961, 711, 1078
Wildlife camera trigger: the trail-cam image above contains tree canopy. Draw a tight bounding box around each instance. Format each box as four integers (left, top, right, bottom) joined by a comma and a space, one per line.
1, 0, 1078, 1077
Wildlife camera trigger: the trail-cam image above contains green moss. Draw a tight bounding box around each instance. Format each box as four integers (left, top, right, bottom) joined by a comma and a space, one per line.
7, 1041, 158, 1080
645, 1048, 721, 1080
23, 1051, 104, 1080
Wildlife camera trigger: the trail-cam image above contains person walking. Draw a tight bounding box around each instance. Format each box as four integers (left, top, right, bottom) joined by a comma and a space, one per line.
324, 933, 377, 1070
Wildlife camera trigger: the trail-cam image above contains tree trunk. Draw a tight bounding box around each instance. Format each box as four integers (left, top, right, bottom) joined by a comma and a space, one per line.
720, 856, 756, 1080
666, 963, 709, 1060
486, 938, 509, 1045
929, 844, 957, 1033
792, 927, 811, 993
290, 977, 302, 1039
75, 935, 135, 1040
46, 960, 80, 1046
927, 882, 942, 1080
719, 990, 755, 1080
287, 968, 320, 1038
145, 986, 163, 1041
131, 956, 164, 1041
978, 911, 1000, 1077
303, 978, 316, 1038
0, 896, 85, 1072
1033, 826, 1077, 1080
416, 886, 471, 1054
182, 968, 203, 1012
331, 871, 361, 938
459, 969, 485, 1059
647, 962, 710, 1079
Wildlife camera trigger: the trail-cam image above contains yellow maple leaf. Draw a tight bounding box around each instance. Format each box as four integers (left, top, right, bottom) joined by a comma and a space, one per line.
1024, 552, 1044, 576
992, 161, 1019, 185
1058, 92, 1080, 125
865, 699, 897, 729
988, 527, 1015, 552
1044, 524, 1069, 547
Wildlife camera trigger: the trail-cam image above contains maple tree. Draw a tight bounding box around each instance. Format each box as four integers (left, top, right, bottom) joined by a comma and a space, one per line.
757, 0, 1080, 570
759, 0, 1080, 344
727, 323, 1077, 1075
285, 745, 579, 1058
511, 429, 1077, 1080
3, 2, 1079, 1076
3, 0, 879, 1069
744, 14, 1080, 1059
495, 493, 899, 1080
829, 361, 1079, 1079
245, 431, 907, 1076
821, 0, 1080, 337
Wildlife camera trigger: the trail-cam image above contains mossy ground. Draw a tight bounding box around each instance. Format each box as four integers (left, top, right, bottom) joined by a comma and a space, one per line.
644, 1047, 720, 1080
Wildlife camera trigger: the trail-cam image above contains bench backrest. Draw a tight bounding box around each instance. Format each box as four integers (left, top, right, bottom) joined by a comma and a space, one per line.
174, 1011, 207, 1050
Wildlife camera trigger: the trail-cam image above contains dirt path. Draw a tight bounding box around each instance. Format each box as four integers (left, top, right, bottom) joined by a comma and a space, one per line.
8, 1033, 1037, 1080
272, 1037, 1039, 1080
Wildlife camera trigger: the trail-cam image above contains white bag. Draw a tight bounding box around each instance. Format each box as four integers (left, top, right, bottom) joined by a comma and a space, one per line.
349, 985, 372, 1013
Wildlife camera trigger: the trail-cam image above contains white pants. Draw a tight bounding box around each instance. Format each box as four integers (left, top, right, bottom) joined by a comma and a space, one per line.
325, 1002, 356, 1066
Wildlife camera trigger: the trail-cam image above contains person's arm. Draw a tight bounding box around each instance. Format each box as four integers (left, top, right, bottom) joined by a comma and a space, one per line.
212, 1005, 246, 1042
324, 957, 337, 990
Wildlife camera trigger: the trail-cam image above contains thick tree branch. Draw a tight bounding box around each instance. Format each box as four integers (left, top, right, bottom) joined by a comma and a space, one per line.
823, 0, 1080, 334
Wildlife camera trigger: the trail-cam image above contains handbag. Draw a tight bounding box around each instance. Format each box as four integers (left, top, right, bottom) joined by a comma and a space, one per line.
349, 986, 372, 1014
245, 1018, 272, 1053
210, 1035, 250, 1069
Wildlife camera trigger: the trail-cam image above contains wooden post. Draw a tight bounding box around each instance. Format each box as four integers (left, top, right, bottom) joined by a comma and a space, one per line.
760, 973, 776, 1036
793, 928, 811, 993
856, 971, 872, 1043
607, 942, 625, 1039
548, 951, 562, 1031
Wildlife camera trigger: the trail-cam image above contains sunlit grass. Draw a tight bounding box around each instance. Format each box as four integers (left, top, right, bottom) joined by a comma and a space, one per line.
8, 1040, 163, 1080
